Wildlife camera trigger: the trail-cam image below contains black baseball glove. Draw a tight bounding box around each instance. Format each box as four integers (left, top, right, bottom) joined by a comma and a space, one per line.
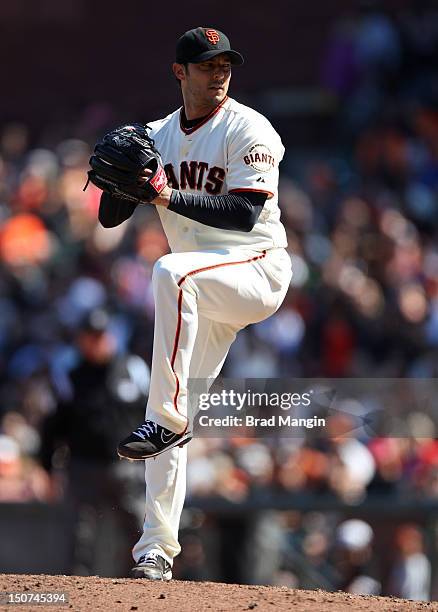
85, 123, 167, 205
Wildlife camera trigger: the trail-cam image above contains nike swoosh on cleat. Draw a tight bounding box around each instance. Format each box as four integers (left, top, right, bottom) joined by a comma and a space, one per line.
161, 430, 177, 443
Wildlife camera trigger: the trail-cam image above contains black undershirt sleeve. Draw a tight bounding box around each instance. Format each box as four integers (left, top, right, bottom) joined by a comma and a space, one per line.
167, 190, 268, 232
98, 189, 268, 231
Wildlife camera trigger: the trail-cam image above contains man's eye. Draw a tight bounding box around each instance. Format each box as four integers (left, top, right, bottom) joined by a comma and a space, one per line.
200, 63, 231, 70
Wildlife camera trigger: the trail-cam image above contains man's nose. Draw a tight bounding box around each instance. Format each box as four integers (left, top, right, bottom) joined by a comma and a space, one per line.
212, 66, 226, 78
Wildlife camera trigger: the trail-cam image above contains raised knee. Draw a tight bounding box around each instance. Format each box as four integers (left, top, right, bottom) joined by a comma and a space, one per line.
152, 254, 179, 286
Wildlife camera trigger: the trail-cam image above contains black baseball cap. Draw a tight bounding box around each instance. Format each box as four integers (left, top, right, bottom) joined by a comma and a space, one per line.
176, 27, 244, 65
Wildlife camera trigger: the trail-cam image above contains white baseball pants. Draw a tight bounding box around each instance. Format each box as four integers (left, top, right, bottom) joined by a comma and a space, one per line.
132, 247, 292, 565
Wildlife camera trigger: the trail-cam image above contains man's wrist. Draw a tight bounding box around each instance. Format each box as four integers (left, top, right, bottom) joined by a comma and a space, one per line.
152, 185, 172, 207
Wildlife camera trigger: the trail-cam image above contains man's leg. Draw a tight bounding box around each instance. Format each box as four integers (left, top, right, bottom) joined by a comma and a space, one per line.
145, 249, 288, 433
120, 248, 291, 460
132, 316, 239, 569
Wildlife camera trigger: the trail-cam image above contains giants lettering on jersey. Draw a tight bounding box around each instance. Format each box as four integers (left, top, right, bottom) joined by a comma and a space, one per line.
243, 144, 275, 173
164, 162, 225, 194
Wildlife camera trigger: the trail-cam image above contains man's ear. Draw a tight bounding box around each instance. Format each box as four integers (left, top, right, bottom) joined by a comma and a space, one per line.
172, 63, 187, 82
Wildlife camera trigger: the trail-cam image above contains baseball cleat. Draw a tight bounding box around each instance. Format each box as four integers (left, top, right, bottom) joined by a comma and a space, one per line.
131, 553, 172, 581
117, 419, 192, 460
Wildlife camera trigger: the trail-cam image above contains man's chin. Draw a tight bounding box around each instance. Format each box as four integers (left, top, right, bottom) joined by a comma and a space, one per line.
209, 90, 227, 105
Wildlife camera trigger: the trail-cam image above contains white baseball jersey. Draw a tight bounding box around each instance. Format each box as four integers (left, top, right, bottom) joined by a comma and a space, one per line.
148, 96, 288, 252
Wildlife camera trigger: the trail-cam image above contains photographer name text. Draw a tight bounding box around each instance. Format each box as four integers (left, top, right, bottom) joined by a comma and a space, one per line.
197, 414, 325, 429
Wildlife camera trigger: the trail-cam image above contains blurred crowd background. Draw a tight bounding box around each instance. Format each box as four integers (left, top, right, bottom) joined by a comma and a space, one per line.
1, 0, 437, 602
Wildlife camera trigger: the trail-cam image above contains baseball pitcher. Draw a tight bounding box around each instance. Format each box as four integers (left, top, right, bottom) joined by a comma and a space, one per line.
87, 26, 292, 580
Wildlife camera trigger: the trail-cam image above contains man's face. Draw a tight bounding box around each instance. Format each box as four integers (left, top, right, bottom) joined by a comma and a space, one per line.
174, 53, 232, 110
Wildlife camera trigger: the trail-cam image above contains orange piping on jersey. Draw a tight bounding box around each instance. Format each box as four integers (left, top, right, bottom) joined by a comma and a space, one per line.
179, 96, 229, 135
170, 250, 268, 434
169, 287, 186, 433
229, 188, 275, 198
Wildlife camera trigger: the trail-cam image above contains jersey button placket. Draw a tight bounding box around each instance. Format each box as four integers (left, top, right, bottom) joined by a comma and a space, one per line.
181, 138, 192, 158
180, 135, 193, 238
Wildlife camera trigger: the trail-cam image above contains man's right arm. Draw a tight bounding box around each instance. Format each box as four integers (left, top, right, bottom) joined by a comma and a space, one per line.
167, 189, 267, 232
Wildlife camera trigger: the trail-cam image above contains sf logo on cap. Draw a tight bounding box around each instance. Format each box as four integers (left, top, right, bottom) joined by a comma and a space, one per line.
205, 29, 220, 45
